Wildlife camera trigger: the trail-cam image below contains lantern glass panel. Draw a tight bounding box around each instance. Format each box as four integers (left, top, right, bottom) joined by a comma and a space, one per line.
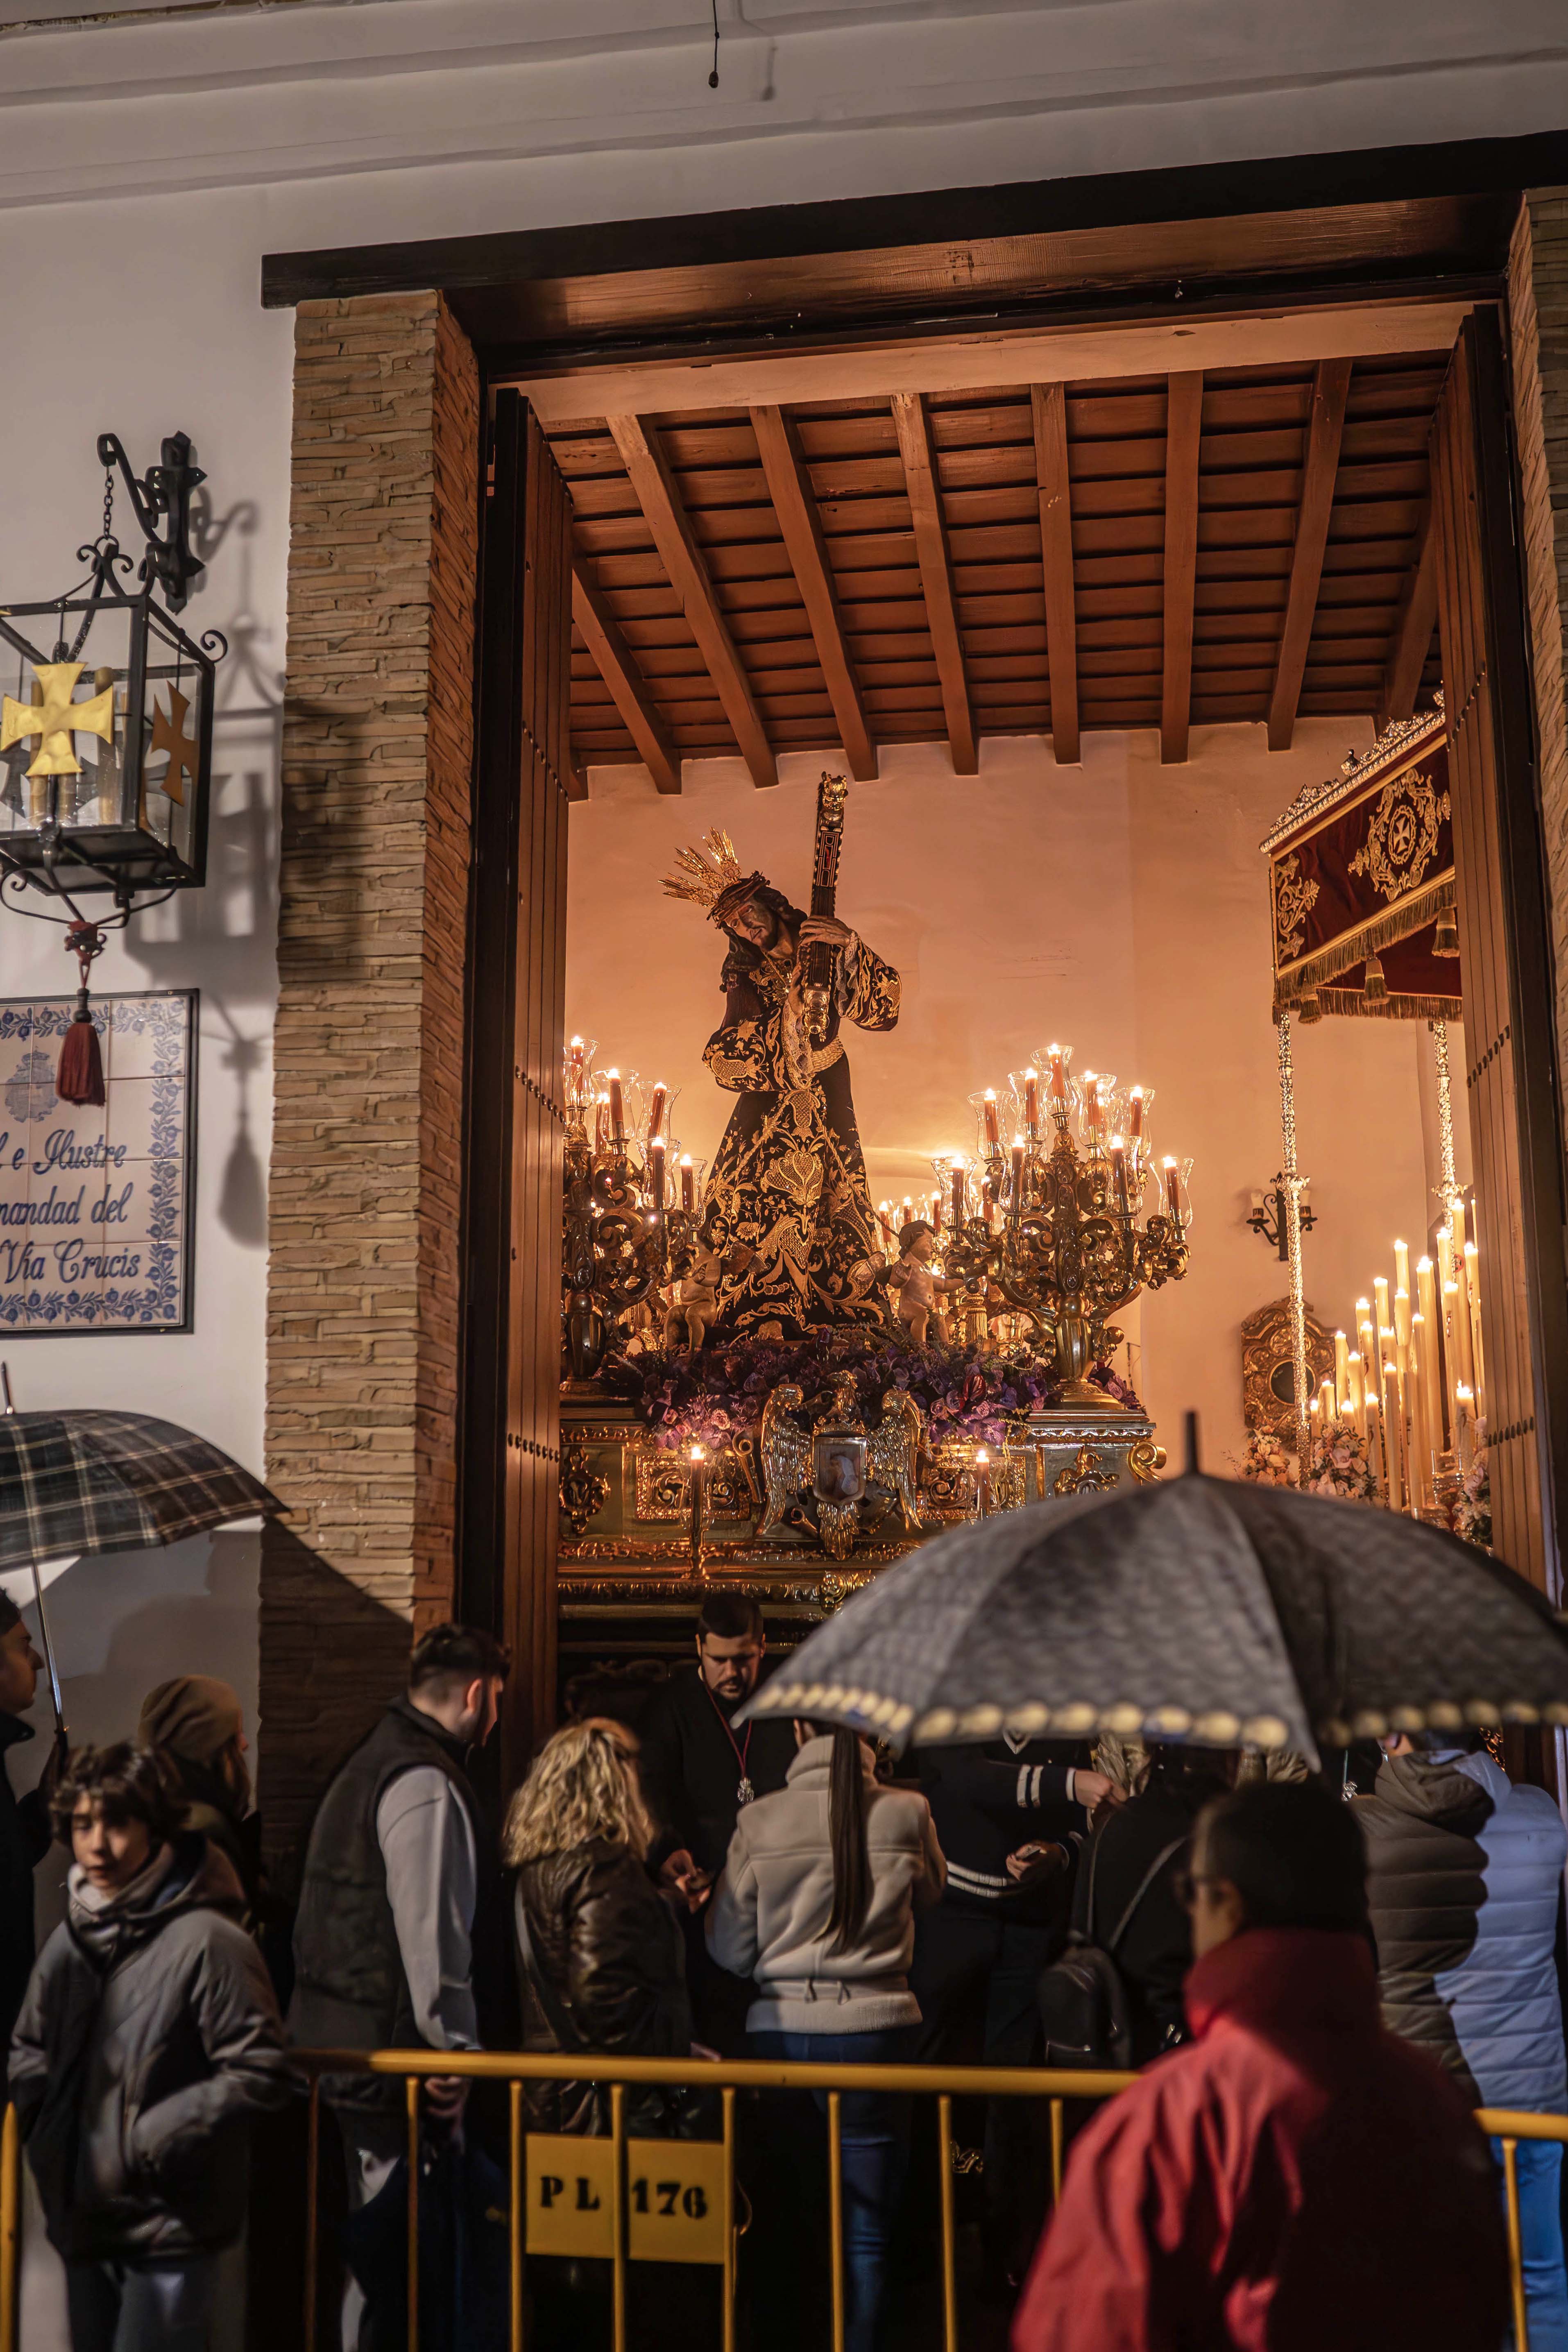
0, 595, 211, 890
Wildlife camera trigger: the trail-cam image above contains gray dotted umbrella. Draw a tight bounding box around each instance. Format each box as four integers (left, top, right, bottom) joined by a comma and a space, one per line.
0, 1382, 283, 1737
739, 1472, 1568, 1765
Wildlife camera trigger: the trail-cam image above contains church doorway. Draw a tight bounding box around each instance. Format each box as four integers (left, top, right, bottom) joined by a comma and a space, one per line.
443, 187, 1566, 1774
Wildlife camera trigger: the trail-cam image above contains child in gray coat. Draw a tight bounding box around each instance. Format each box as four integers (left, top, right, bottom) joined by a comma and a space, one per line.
9, 1741, 290, 2352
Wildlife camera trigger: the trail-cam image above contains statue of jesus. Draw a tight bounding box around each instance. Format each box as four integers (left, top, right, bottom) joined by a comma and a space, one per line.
664, 829, 900, 1341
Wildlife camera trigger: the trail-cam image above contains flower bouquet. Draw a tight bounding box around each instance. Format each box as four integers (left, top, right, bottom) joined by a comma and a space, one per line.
1303, 1413, 1381, 1505
1232, 1428, 1299, 1488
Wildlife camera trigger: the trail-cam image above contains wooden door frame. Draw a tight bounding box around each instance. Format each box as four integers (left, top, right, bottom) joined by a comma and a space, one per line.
446, 181, 1568, 1776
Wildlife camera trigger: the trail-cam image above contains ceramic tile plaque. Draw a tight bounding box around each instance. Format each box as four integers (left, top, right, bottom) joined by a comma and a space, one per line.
0, 991, 196, 1335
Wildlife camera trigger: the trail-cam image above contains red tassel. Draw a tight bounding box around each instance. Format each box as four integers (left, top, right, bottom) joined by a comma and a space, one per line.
58, 1000, 105, 1106
59, 921, 107, 1107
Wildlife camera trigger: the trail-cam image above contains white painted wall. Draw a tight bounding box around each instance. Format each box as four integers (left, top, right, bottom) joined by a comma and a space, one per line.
566, 721, 1448, 1470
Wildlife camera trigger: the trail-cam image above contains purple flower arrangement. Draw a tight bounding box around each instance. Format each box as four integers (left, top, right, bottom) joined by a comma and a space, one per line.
602, 1330, 1140, 1450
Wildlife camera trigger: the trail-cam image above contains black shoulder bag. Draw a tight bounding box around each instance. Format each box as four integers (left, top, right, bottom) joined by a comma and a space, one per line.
1035, 1830, 1187, 2071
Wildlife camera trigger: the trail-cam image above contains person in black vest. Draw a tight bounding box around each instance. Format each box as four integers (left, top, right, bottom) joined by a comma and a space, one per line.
909, 1739, 1118, 2289
290, 1622, 510, 2351
0, 1592, 55, 2091
636, 1593, 796, 2051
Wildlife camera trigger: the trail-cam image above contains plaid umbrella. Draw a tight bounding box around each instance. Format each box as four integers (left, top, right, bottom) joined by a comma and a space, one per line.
0, 1407, 282, 1573
0, 1405, 283, 1736
739, 1472, 1568, 1765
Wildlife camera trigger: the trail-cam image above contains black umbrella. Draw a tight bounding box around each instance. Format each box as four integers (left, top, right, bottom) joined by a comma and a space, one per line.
0, 1369, 283, 1737
739, 1467, 1568, 1764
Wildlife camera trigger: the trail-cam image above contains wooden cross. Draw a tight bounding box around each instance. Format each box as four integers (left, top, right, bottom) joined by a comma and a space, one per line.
0, 661, 114, 777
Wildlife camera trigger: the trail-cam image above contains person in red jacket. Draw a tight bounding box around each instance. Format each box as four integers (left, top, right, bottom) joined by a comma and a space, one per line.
1012, 1779, 1508, 2352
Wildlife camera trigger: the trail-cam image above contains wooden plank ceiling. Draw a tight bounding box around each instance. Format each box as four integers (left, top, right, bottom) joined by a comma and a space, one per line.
551, 353, 1445, 792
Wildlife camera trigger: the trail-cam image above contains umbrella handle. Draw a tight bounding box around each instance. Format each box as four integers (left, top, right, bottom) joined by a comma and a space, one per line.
28, 1560, 66, 1742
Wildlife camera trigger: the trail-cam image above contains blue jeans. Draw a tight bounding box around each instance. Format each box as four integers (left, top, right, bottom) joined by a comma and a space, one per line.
750, 2026, 917, 2352
1493, 2137, 1568, 2352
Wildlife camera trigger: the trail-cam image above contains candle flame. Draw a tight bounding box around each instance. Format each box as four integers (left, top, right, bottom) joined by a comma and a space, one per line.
606, 1067, 620, 1079
1109, 1133, 1124, 1151
975, 1448, 990, 1465
1012, 1133, 1025, 1151
1416, 1255, 1433, 1274
1162, 1155, 1178, 1170
1130, 1085, 1143, 1099
681, 1153, 693, 1167
1048, 1043, 1060, 1058
569, 1035, 583, 1049
690, 1444, 706, 1463
1024, 1066, 1038, 1081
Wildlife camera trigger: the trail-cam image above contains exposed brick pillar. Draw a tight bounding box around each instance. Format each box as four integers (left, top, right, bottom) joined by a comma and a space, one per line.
1508, 194, 1568, 1097
262, 291, 480, 1867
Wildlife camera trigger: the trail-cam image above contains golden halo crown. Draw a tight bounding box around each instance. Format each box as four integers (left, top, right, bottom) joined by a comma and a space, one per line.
662, 829, 763, 923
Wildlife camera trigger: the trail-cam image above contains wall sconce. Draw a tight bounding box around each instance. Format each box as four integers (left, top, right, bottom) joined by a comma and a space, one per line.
1247, 1176, 1317, 1261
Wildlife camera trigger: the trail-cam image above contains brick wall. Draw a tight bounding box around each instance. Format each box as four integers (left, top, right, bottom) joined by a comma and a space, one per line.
1509, 194, 1568, 1093
262, 290, 480, 1863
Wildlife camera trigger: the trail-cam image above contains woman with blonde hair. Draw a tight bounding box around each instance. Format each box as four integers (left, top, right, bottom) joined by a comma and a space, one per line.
505, 1717, 696, 2139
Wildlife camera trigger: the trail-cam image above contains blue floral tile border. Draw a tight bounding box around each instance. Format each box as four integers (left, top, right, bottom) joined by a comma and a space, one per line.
0, 992, 197, 1335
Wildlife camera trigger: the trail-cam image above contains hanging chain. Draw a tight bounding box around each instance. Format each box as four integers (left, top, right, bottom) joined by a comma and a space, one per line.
1432, 1018, 1461, 1210
102, 467, 115, 546
1277, 1012, 1312, 1470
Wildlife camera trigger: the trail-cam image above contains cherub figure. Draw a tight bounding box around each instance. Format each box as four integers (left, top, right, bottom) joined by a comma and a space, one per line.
663, 1233, 725, 1353
884, 1220, 964, 1348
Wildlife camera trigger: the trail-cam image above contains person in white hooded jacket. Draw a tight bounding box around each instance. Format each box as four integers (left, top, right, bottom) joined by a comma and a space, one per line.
707, 1722, 944, 2352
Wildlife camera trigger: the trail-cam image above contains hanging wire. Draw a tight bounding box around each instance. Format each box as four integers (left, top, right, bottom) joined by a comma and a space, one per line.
709, 0, 719, 86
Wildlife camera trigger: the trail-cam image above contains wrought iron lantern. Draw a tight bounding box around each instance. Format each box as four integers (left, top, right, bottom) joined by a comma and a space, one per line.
0, 432, 224, 1101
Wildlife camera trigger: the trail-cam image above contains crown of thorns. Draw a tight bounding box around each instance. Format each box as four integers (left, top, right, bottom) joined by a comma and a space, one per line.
662, 830, 768, 927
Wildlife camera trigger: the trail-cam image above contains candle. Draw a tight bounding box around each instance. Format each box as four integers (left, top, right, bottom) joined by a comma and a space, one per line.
568, 1036, 585, 1101
1357, 1305, 1379, 1409
1084, 1074, 1102, 1135
1024, 1069, 1040, 1137
1049, 1045, 1066, 1101
1452, 1243, 1476, 1397
1382, 1358, 1405, 1510
1374, 1275, 1391, 1339
1162, 1156, 1182, 1223
1110, 1134, 1129, 1215
1443, 1279, 1463, 1436
1464, 1242, 1486, 1421
1319, 1375, 1336, 1427
931, 1190, 943, 1233
1409, 1314, 1431, 1505
951, 1160, 965, 1227
681, 1154, 695, 1212
1394, 1286, 1412, 1349
1450, 1197, 1467, 1258
650, 1135, 665, 1210
1416, 1257, 1444, 1454
1365, 1389, 1384, 1498
1436, 1222, 1455, 1297
982, 1090, 1001, 1153
1394, 1237, 1411, 1301
595, 1094, 609, 1155
648, 1082, 666, 1142
1347, 1351, 1366, 1441
1011, 1135, 1025, 1217
902, 1197, 913, 1229
974, 1446, 992, 1519
688, 1443, 707, 1576
607, 1068, 624, 1138
1334, 1330, 1350, 1414
1455, 1384, 1475, 1474
1128, 1085, 1144, 1140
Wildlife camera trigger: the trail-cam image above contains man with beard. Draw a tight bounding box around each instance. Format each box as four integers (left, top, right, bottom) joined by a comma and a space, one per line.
663, 824, 899, 1342
637, 1593, 798, 2051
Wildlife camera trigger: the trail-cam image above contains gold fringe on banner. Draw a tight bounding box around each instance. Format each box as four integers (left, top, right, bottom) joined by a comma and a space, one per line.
1273, 874, 1457, 997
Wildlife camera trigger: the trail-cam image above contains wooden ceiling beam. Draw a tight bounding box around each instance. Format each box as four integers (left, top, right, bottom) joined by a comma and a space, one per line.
890, 390, 978, 774
1267, 356, 1353, 750
605, 413, 778, 788
1376, 503, 1438, 728
571, 562, 682, 795
750, 403, 878, 780
1160, 371, 1204, 764
1031, 382, 1079, 765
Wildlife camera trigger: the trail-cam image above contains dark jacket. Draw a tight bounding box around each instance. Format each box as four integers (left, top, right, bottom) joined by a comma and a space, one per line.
1358, 1746, 1568, 2109
637, 1665, 797, 1877
916, 1740, 1083, 1926
9, 1833, 290, 2263
1072, 1783, 1202, 2064
514, 1840, 693, 2137
290, 1695, 485, 2105
0, 1712, 50, 2077
1013, 1928, 1508, 2352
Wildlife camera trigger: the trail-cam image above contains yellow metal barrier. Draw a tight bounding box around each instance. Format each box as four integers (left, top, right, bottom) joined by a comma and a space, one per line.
2, 2061, 1564, 2352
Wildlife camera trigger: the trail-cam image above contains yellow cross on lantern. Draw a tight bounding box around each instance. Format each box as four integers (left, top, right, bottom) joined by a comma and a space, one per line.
147, 688, 195, 806
0, 661, 115, 778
